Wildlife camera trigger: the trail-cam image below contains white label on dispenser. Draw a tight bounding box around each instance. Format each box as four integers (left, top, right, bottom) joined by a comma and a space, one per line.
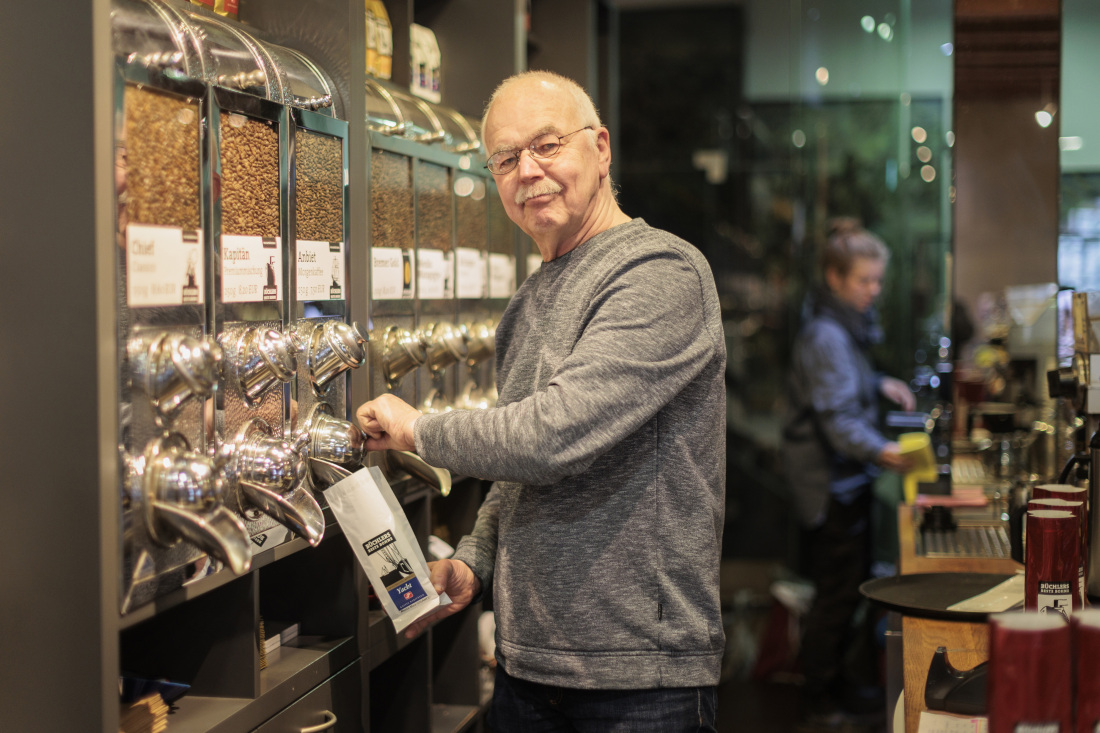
126, 224, 204, 307
488, 253, 516, 298
526, 254, 543, 281
456, 247, 486, 299
222, 234, 281, 303
297, 240, 344, 301
1036, 581, 1073, 620
1013, 724, 1058, 733
372, 247, 415, 300
418, 249, 453, 300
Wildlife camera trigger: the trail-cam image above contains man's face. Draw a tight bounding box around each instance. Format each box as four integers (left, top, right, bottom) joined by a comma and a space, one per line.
483, 79, 609, 258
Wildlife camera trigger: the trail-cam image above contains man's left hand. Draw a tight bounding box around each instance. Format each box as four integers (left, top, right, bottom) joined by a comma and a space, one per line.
355, 394, 421, 452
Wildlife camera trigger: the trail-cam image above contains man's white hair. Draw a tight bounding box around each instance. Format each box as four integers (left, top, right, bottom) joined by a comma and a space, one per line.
480, 71, 602, 149
480, 71, 617, 200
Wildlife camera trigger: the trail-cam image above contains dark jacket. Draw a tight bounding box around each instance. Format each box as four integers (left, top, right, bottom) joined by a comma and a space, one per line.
782, 290, 889, 528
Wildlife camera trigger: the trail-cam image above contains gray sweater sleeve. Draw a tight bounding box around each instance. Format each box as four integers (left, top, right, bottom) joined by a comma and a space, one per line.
453, 482, 500, 592
413, 246, 721, 485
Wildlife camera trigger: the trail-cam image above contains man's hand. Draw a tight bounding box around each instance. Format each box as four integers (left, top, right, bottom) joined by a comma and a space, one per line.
402, 559, 482, 639
880, 377, 916, 412
355, 394, 422, 452
877, 442, 915, 473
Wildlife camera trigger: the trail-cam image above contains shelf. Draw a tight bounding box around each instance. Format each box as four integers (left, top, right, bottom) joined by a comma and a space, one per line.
120, 514, 343, 630
162, 636, 358, 733
431, 703, 480, 733
368, 608, 415, 670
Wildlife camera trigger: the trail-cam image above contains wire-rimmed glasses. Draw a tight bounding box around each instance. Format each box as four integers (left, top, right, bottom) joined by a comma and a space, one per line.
485, 126, 594, 175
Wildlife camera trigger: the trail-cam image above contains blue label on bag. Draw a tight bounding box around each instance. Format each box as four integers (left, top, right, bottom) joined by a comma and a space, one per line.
388, 577, 428, 611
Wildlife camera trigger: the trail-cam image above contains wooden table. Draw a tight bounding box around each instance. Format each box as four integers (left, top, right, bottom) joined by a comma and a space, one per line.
896, 505, 1022, 732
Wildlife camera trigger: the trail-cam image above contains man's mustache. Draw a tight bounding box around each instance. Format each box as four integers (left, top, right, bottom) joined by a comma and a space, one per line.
515, 181, 563, 205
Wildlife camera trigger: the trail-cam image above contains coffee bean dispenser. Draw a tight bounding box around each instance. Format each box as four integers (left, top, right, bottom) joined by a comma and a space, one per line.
111, 1, 250, 614
363, 78, 498, 488
289, 102, 365, 493
110, 0, 357, 610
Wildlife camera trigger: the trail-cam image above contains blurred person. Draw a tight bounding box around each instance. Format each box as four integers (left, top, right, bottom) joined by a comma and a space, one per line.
355, 71, 726, 732
781, 219, 915, 730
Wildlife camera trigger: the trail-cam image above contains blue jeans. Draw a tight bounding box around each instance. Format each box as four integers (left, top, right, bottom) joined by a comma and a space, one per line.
488, 665, 718, 732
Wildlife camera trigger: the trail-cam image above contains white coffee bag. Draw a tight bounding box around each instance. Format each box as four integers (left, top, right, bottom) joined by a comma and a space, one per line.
325, 466, 450, 633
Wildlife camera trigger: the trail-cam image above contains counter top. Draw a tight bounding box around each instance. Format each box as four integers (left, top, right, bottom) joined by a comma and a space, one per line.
896, 505, 1022, 733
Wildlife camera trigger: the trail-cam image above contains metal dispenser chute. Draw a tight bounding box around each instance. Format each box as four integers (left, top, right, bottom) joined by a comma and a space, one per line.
110, 0, 354, 611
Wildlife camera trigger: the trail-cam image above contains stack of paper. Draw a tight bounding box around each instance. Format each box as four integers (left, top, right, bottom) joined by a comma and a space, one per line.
119, 693, 168, 733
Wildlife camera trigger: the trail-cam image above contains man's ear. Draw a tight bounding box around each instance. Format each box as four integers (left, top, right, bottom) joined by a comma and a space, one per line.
595, 127, 612, 178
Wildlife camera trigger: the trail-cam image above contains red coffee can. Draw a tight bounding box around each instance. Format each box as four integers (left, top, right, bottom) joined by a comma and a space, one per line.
1029, 498, 1087, 608
1033, 484, 1088, 503
987, 611, 1072, 733
1026, 510, 1080, 616
1073, 608, 1100, 733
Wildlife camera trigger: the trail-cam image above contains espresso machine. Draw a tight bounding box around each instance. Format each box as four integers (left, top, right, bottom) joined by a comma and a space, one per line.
1063, 292, 1100, 599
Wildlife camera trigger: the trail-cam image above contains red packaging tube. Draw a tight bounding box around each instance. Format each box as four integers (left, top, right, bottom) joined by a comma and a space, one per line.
1026, 510, 1080, 615
1033, 484, 1088, 503
987, 611, 1072, 733
1073, 608, 1100, 733
1029, 498, 1087, 608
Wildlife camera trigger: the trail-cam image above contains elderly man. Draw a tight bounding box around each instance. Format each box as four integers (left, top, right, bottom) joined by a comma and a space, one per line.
356, 71, 726, 731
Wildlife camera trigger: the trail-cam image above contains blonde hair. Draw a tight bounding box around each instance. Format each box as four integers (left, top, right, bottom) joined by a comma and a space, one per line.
821, 218, 889, 277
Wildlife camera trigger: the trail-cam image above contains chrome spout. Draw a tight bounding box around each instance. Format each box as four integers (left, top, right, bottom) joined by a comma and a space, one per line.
231, 418, 325, 546
139, 433, 252, 575
419, 321, 468, 373
307, 320, 368, 391
238, 481, 325, 547
130, 331, 223, 423
309, 457, 354, 485
302, 403, 366, 490
381, 325, 428, 387
154, 503, 252, 576
384, 450, 451, 497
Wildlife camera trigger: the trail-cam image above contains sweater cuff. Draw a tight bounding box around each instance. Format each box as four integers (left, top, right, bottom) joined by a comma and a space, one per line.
453, 536, 495, 602
413, 412, 444, 465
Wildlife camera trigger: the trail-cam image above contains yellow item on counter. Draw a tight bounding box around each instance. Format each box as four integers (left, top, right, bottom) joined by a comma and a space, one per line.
898, 431, 937, 504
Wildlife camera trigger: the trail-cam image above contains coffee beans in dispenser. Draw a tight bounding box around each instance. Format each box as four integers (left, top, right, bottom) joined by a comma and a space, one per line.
1026, 509, 1081, 616
988, 611, 1072, 733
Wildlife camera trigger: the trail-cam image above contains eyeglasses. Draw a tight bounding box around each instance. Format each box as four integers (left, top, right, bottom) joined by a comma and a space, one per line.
485, 127, 594, 175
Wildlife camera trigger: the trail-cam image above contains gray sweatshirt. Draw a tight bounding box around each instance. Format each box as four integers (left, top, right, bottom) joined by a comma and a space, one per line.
414, 218, 726, 689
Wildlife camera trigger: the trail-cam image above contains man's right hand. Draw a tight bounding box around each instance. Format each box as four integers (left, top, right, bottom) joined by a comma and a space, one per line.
355, 393, 422, 452
402, 559, 482, 639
